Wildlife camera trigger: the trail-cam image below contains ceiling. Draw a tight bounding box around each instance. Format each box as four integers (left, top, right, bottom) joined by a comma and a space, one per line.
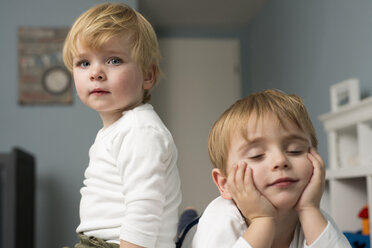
138, 0, 267, 29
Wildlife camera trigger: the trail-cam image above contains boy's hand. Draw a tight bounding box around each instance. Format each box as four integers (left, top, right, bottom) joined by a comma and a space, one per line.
295, 148, 328, 245
227, 160, 277, 223
295, 147, 325, 213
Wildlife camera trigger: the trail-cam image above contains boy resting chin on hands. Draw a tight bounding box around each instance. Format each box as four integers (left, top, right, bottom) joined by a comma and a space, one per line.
192, 89, 351, 248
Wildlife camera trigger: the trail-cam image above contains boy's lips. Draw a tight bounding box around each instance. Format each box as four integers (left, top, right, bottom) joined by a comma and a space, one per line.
89, 88, 110, 95
268, 177, 298, 187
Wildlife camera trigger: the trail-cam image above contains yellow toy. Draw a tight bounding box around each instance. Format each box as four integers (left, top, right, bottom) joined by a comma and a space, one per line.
358, 205, 369, 235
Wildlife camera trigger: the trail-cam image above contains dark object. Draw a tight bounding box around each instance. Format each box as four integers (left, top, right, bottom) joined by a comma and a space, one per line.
0, 148, 35, 248
344, 231, 369, 248
175, 208, 200, 248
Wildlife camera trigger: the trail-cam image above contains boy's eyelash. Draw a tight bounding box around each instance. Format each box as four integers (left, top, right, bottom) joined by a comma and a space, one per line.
248, 150, 304, 159
287, 150, 304, 155
249, 154, 264, 160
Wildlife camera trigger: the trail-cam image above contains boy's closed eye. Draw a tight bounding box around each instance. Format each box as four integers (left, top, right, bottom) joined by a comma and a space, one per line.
248, 154, 265, 160
287, 150, 305, 155
286, 143, 308, 156
246, 148, 265, 161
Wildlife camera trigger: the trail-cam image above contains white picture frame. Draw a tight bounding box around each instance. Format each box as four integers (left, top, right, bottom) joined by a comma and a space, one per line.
330, 78, 360, 112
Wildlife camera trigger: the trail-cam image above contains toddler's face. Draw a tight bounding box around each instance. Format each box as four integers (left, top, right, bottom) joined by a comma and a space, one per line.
226, 113, 314, 210
72, 34, 153, 119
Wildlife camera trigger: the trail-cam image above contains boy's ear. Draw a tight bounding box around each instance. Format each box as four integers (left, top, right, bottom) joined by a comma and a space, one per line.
143, 65, 155, 90
212, 168, 232, 200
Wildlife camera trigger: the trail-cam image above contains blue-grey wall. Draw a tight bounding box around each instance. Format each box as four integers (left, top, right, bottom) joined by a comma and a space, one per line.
0, 1, 136, 247
242, 0, 372, 163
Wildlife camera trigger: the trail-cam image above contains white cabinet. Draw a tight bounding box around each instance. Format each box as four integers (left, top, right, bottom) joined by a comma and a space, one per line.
319, 97, 372, 240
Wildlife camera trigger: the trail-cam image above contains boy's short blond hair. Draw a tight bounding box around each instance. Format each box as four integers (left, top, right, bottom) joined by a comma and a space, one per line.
62, 2, 161, 103
208, 89, 318, 175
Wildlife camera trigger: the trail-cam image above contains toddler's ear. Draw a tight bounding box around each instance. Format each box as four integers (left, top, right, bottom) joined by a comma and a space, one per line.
212, 168, 232, 200
143, 65, 155, 90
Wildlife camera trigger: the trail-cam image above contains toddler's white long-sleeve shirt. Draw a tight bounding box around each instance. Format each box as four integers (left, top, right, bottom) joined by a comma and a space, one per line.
76, 104, 182, 248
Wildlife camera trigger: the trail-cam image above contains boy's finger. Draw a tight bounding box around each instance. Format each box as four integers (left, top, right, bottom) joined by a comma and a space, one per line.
244, 167, 255, 192
307, 152, 325, 183
309, 148, 325, 167
308, 149, 325, 174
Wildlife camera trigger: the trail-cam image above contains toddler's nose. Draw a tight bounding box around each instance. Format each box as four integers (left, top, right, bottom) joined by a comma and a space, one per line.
90, 65, 106, 81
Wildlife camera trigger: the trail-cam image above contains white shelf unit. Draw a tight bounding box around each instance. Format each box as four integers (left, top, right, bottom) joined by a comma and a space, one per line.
319, 97, 372, 240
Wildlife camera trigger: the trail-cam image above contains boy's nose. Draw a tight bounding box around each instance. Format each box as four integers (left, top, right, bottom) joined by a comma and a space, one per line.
272, 151, 289, 170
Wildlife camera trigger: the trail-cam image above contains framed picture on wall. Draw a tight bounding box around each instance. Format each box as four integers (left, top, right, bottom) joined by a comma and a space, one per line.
18, 27, 72, 105
330, 78, 360, 112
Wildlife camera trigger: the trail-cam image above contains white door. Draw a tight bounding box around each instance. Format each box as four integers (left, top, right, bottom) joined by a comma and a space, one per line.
152, 38, 241, 212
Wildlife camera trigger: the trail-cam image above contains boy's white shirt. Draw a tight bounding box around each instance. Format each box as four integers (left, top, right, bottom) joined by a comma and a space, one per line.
192, 196, 351, 248
76, 104, 182, 248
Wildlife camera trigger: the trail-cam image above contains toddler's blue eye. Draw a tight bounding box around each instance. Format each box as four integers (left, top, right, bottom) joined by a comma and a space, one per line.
77, 60, 90, 67
108, 58, 122, 65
